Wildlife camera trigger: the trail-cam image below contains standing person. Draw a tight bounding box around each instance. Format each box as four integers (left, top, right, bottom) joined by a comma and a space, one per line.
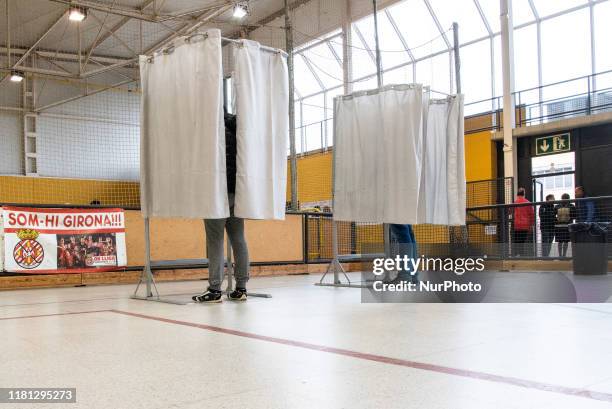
539, 194, 556, 257
511, 188, 534, 256
193, 111, 250, 303
387, 224, 418, 283
575, 186, 597, 222
555, 193, 577, 258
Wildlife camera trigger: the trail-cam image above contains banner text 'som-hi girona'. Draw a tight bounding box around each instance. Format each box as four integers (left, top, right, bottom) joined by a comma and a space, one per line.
1, 207, 127, 274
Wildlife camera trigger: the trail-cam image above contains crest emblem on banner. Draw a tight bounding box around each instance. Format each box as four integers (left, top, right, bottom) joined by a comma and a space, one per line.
13, 229, 45, 269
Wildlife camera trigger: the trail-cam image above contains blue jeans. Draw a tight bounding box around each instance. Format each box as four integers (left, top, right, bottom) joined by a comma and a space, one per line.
389, 224, 418, 281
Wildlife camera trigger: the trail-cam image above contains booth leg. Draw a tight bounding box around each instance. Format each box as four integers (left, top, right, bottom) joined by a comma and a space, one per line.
317, 219, 368, 288
131, 217, 189, 305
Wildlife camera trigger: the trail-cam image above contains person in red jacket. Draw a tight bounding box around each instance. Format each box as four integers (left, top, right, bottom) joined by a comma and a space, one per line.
511, 187, 535, 256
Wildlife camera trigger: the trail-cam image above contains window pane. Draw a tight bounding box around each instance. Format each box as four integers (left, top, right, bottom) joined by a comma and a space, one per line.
594, 1, 612, 89
329, 39, 344, 62
351, 25, 377, 80
301, 41, 343, 89
429, 0, 488, 43
416, 52, 451, 95
326, 88, 344, 147
352, 75, 378, 92
384, 64, 414, 85
532, 0, 587, 18
378, 12, 412, 69
294, 54, 323, 96
460, 40, 492, 103
301, 94, 325, 126
294, 96, 301, 130
386, 0, 448, 59
301, 95, 325, 152
493, 35, 502, 98
354, 12, 412, 70
477, 0, 500, 34
541, 9, 591, 98
512, 0, 535, 26
514, 25, 539, 93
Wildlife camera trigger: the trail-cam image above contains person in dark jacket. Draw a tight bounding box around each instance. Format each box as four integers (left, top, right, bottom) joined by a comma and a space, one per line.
555, 193, 577, 257
193, 111, 250, 303
575, 186, 596, 222
539, 194, 556, 257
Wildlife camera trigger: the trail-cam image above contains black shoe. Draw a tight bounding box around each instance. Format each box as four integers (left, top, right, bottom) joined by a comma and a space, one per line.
228, 288, 247, 301
192, 288, 222, 303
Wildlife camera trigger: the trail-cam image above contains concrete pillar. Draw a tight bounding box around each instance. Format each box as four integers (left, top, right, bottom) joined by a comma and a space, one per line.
500, 0, 517, 200
342, 0, 353, 94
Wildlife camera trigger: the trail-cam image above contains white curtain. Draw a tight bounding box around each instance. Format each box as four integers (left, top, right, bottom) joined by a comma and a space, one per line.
418, 95, 466, 225
447, 95, 466, 225
233, 40, 289, 220
333, 85, 424, 224
139, 29, 227, 219
334, 86, 465, 226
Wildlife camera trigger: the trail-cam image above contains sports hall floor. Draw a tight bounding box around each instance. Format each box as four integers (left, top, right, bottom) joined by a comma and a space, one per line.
2, 273, 612, 409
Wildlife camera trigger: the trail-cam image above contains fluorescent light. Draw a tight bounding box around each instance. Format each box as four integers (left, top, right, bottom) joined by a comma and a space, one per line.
233, 3, 248, 19
68, 6, 87, 22
10, 71, 24, 82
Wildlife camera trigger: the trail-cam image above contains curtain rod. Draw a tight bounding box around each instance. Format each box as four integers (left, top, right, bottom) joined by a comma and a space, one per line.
145, 32, 287, 61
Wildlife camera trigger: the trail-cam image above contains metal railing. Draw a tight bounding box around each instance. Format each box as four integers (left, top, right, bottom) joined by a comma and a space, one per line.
292, 70, 612, 149
301, 195, 612, 264
462, 69, 612, 134
466, 196, 612, 260
515, 69, 612, 127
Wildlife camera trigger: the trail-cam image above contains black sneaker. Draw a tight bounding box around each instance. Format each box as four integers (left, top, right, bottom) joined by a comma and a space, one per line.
228, 288, 247, 301
192, 288, 222, 303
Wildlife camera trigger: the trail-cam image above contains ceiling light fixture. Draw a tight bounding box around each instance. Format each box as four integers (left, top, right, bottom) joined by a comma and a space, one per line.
233, 2, 248, 19
10, 71, 24, 83
68, 5, 87, 22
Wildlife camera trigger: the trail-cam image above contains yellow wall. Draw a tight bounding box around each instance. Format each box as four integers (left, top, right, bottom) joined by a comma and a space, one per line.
464, 131, 497, 182
0, 176, 140, 207
287, 150, 333, 205
125, 212, 304, 266
289, 130, 498, 206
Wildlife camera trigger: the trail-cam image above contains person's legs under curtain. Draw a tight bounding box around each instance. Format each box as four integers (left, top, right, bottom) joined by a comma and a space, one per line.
226, 215, 249, 290
204, 218, 226, 292
389, 224, 418, 282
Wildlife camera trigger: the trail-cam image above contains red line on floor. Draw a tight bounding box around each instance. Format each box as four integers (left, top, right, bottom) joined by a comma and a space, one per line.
0, 310, 111, 321
110, 309, 612, 404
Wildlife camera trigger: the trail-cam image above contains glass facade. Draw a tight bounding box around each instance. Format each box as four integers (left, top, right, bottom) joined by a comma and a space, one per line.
291, 0, 611, 153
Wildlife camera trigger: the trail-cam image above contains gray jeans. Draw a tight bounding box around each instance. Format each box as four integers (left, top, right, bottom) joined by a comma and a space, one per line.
204, 194, 249, 291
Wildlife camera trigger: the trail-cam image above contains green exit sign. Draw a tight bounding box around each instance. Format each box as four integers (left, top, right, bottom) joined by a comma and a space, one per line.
535, 133, 571, 156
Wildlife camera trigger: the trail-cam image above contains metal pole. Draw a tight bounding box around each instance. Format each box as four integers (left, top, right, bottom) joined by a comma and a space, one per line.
144, 217, 153, 297
285, 0, 298, 211
372, 0, 390, 260
452, 22, 461, 94
78, 23, 82, 76
6, 0, 10, 68
372, 0, 383, 87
